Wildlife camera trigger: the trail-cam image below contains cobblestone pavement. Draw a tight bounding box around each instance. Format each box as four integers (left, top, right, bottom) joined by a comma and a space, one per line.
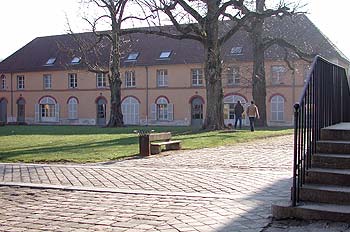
0, 135, 347, 231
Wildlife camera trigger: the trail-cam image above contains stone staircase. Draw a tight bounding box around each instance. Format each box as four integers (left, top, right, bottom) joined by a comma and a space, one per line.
272, 122, 350, 222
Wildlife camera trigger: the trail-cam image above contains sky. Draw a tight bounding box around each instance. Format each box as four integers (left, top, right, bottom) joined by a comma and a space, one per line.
0, 0, 349, 60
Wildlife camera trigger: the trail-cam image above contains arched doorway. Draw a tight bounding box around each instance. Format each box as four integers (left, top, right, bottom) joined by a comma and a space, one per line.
122, 97, 140, 125
0, 98, 7, 123
17, 98, 25, 123
37, 96, 59, 122
191, 97, 203, 126
223, 95, 247, 127
96, 97, 107, 126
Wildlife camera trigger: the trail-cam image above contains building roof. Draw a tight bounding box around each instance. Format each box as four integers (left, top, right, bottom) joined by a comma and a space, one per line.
0, 14, 348, 73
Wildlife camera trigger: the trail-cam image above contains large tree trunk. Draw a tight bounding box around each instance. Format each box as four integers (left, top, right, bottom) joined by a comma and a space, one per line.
108, 75, 124, 127
107, 23, 124, 127
202, 3, 225, 130
251, 0, 267, 127
203, 45, 224, 130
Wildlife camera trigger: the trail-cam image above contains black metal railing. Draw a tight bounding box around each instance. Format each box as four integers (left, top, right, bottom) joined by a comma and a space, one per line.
292, 56, 350, 206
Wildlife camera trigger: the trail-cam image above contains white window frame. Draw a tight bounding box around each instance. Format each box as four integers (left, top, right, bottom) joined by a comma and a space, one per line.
96, 73, 107, 88
68, 98, 78, 120
43, 74, 52, 89
157, 69, 168, 87
127, 52, 139, 61
271, 65, 286, 85
230, 46, 243, 55
68, 73, 78, 88
125, 71, 136, 88
227, 67, 240, 85
191, 69, 204, 86
156, 97, 168, 121
45, 57, 56, 65
37, 96, 59, 122
121, 97, 140, 125
17, 75, 25, 89
71, 57, 81, 64
159, 51, 171, 59
271, 95, 284, 121
1, 75, 5, 90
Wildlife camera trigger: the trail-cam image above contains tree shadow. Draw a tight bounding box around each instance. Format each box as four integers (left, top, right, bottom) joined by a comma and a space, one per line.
0, 125, 195, 136
0, 136, 139, 162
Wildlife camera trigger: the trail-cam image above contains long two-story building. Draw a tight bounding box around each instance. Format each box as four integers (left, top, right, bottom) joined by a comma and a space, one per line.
0, 15, 348, 127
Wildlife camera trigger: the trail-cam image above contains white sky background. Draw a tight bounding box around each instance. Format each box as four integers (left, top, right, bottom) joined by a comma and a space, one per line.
0, 0, 349, 60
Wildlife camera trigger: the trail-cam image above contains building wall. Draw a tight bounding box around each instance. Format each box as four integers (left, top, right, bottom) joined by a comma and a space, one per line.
0, 59, 311, 126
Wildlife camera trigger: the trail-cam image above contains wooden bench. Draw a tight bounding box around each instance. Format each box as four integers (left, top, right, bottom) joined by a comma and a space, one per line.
138, 132, 181, 155
149, 132, 181, 155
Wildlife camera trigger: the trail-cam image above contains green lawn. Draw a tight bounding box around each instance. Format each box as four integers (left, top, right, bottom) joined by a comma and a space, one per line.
0, 125, 293, 163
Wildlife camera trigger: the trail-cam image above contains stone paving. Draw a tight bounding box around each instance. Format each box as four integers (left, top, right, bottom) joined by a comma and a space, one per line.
0, 134, 347, 231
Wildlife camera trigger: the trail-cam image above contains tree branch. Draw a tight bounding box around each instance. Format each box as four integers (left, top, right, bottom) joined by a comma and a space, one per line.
263, 37, 315, 62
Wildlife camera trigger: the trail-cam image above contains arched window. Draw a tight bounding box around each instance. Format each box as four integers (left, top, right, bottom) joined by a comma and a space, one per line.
36, 96, 59, 122
151, 97, 173, 121
121, 97, 140, 125
271, 95, 284, 121
68, 97, 78, 119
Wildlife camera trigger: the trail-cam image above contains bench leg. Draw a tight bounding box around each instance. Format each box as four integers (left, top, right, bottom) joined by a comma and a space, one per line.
165, 143, 181, 151
151, 145, 161, 154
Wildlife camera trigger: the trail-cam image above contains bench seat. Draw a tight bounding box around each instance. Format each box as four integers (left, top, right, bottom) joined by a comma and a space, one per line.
150, 140, 181, 154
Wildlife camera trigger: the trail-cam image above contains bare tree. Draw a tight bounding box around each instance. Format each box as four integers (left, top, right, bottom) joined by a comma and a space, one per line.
69, 0, 143, 127
131, 0, 295, 130
247, 0, 312, 126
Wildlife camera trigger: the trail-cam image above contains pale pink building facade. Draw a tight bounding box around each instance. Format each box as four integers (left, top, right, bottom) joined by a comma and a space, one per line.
0, 15, 348, 127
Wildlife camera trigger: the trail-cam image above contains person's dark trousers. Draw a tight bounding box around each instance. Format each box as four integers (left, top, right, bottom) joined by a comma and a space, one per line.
234, 115, 242, 129
249, 117, 255, 131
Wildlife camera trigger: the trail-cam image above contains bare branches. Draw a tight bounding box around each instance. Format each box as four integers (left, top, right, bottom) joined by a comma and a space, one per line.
263, 37, 314, 62
175, 0, 204, 23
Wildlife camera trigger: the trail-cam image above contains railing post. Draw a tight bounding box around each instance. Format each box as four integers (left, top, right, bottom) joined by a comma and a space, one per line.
292, 103, 300, 207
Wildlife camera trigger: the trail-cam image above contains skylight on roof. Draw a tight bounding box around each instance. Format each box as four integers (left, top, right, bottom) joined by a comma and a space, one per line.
230, 47, 243, 55
45, 57, 56, 65
127, 52, 139, 60
71, 57, 81, 64
159, 51, 172, 59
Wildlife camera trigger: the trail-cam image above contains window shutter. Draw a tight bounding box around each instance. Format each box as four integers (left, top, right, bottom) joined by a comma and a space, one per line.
135, 103, 139, 124
151, 104, 156, 120
165, 75, 168, 86
55, 104, 60, 122
167, 103, 173, 121
35, 104, 40, 122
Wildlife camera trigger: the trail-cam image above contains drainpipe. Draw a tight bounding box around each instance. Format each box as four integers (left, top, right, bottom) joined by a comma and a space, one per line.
10, 73, 13, 121
145, 66, 149, 125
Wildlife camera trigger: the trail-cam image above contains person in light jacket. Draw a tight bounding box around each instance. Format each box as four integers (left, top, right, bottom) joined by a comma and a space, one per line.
246, 100, 260, 131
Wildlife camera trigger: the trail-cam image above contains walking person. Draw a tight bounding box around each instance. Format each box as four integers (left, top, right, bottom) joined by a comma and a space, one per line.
246, 100, 260, 132
234, 101, 244, 129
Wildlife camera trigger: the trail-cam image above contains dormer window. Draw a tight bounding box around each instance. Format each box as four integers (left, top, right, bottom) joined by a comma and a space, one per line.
71, 57, 81, 64
230, 47, 243, 55
127, 52, 139, 61
159, 51, 172, 59
45, 57, 56, 66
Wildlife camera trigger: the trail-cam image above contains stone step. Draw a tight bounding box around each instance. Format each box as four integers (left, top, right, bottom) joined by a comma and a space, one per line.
312, 153, 350, 169
321, 123, 350, 141
305, 168, 350, 186
300, 184, 350, 205
316, 140, 350, 154
272, 200, 350, 222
